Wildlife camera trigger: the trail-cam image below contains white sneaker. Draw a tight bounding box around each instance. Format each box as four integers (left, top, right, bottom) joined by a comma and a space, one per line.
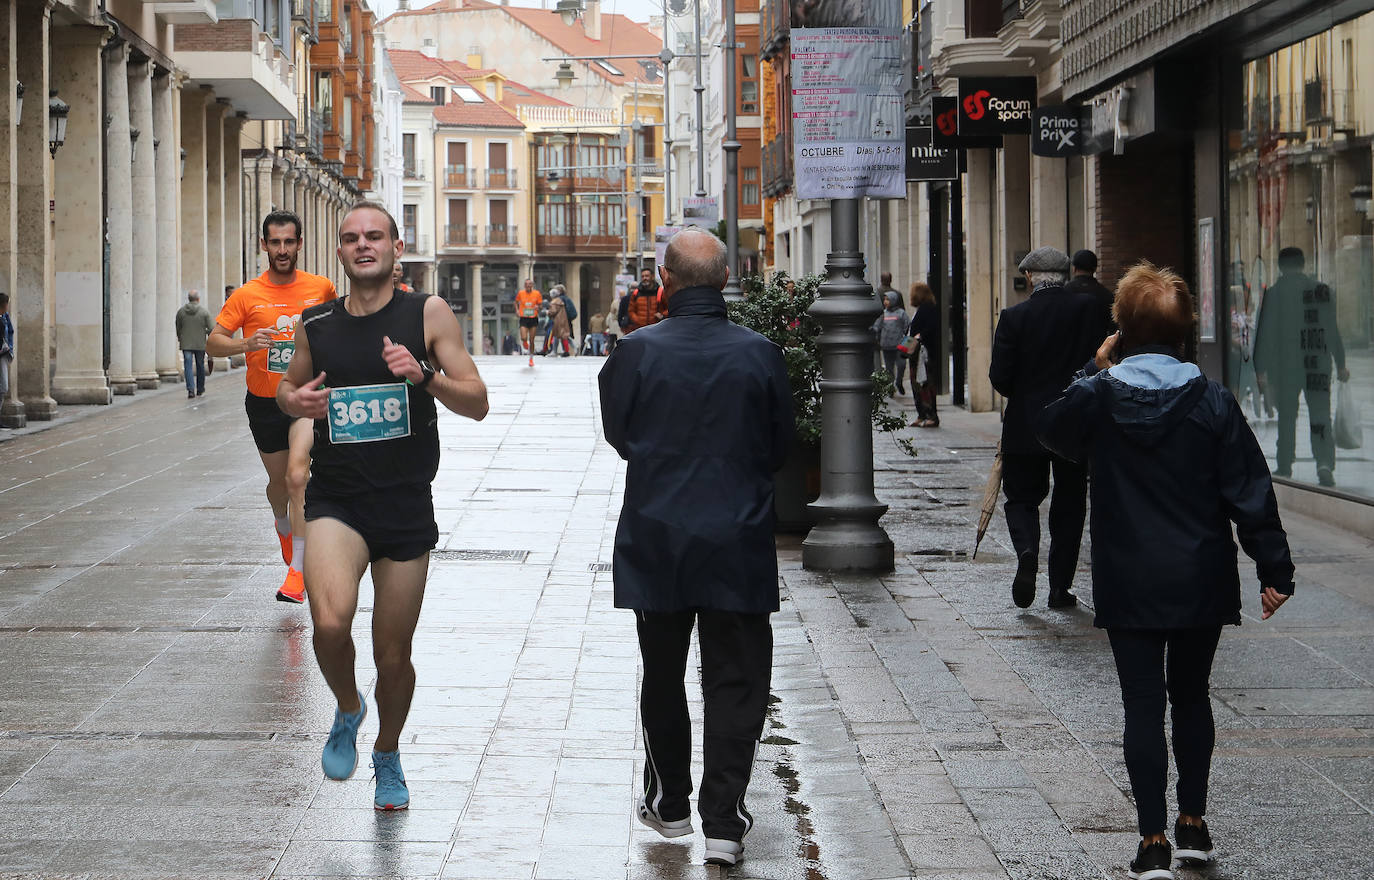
704, 837, 743, 867
636, 800, 692, 838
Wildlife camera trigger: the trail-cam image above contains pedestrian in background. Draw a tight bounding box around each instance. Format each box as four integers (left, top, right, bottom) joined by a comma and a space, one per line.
175, 289, 213, 399
547, 287, 573, 357
1037, 261, 1294, 880
870, 291, 907, 396
620, 267, 667, 334
599, 227, 793, 869
586, 312, 606, 356
604, 303, 622, 353
875, 271, 902, 309
1063, 249, 1115, 331
990, 245, 1110, 610
908, 281, 940, 427
0, 293, 13, 404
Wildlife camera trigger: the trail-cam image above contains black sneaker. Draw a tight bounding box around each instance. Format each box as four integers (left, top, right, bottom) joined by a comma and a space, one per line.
1174, 818, 1215, 866
1012, 551, 1036, 608
1128, 839, 1174, 880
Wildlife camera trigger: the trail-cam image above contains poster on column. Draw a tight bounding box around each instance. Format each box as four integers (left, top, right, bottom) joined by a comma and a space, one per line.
791, 0, 904, 200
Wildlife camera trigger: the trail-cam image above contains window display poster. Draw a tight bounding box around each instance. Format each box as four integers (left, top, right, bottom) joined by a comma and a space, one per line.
791, 27, 905, 199
1198, 217, 1215, 342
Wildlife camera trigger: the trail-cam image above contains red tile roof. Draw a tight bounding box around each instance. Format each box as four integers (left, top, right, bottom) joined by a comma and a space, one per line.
388, 48, 526, 130
400, 83, 434, 104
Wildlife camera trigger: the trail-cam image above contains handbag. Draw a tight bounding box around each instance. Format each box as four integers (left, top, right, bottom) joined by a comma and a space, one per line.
1334, 379, 1363, 450
914, 345, 929, 385
897, 334, 919, 357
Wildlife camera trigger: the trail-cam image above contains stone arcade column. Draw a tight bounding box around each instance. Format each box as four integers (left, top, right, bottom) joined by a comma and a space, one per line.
104, 40, 137, 395
223, 113, 244, 292
50, 24, 111, 405
267, 155, 281, 212
0, 0, 22, 425
204, 98, 226, 319
128, 57, 159, 389
470, 262, 483, 355
278, 162, 293, 216
152, 70, 180, 382
14, 0, 56, 417
180, 88, 209, 305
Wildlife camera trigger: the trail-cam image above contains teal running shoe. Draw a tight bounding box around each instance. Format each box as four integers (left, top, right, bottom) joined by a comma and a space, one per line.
371, 750, 409, 811
321, 691, 367, 780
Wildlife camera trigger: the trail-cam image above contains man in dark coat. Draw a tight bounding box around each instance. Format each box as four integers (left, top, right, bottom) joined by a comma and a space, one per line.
990, 245, 1111, 609
599, 226, 793, 869
1063, 249, 1115, 331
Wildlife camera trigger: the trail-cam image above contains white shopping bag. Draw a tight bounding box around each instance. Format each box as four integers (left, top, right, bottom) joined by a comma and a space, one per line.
1334, 379, 1363, 450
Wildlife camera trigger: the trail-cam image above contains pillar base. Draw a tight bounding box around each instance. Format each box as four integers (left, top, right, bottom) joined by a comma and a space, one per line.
111, 380, 137, 396
802, 502, 894, 572
1, 399, 26, 428
18, 395, 58, 421
158, 369, 180, 384
53, 372, 114, 405
135, 374, 161, 390
227, 355, 243, 369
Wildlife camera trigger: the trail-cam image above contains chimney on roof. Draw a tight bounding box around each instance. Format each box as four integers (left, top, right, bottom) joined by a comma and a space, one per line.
584, 0, 601, 40
397, 0, 408, 9
421, 37, 437, 58
467, 46, 482, 69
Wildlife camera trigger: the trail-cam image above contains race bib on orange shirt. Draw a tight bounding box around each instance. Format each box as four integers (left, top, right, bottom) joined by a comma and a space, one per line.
217, 271, 337, 397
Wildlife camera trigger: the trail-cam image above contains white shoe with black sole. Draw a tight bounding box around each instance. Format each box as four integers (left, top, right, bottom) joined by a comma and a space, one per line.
704, 838, 743, 867
636, 800, 692, 839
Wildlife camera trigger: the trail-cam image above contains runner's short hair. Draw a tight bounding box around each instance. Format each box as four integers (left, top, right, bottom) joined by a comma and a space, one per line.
261, 210, 303, 242
343, 200, 400, 242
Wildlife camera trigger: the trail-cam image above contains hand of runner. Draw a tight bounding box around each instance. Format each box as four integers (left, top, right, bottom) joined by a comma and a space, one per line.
287, 372, 329, 419
244, 326, 277, 352
382, 336, 422, 384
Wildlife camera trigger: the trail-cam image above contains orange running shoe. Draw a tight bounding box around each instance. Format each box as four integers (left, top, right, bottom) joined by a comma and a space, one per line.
276, 568, 306, 604
277, 530, 292, 566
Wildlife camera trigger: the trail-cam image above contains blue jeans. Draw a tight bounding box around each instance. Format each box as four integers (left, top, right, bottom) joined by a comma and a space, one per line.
589, 333, 605, 356
183, 350, 206, 396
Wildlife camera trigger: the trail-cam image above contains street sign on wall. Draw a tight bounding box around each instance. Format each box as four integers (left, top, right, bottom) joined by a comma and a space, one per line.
931, 96, 1003, 149
1031, 105, 1089, 157
957, 77, 1036, 136
905, 126, 958, 181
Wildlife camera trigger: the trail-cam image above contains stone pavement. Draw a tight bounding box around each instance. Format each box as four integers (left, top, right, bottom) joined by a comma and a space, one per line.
0, 356, 1369, 880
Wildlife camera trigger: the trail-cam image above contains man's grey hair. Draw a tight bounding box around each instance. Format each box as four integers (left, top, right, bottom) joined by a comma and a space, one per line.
1026, 270, 1066, 287
187, 289, 200, 302
664, 228, 728, 290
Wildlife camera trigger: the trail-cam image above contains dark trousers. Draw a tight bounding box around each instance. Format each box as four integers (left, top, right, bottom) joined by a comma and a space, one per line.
636, 609, 772, 841
1273, 379, 1333, 474
880, 348, 905, 393
182, 350, 206, 396
1107, 627, 1223, 836
1001, 452, 1087, 590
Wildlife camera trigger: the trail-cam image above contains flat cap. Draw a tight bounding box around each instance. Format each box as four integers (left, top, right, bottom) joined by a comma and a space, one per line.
1018, 246, 1071, 273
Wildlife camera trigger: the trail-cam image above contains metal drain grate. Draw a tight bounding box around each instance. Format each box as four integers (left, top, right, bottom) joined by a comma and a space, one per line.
588, 562, 613, 572
480, 487, 547, 492
432, 549, 530, 562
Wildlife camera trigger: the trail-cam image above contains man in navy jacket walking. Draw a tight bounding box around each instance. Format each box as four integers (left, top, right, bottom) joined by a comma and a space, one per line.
599, 227, 793, 868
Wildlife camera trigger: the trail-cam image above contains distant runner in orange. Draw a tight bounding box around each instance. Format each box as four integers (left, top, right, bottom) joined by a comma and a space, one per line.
515, 278, 543, 367
208, 210, 337, 604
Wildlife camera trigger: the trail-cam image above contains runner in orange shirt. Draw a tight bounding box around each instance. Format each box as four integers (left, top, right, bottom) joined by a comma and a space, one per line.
208, 210, 337, 603
515, 278, 543, 367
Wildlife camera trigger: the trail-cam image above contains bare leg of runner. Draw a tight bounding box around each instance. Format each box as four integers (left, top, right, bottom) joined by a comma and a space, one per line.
370, 555, 428, 753
303, 517, 368, 711
276, 418, 316, 602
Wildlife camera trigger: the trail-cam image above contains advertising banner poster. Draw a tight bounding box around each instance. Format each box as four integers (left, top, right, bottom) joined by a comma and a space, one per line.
905, 126, 958, 181
1031, 105, 1089, 157
654, 226, 682, 267
682, 197, 718, 228
931, 96, 1003, 149
957, 77, 1037, 136
791, 26, 905, 199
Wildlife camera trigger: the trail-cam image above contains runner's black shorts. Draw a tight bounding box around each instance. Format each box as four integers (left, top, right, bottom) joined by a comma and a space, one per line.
519, 317, 539, 329
244, 391, 296, 454
304, 483, 438, 563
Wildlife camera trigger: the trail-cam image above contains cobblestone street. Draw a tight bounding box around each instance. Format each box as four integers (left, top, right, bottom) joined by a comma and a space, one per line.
0, 356, 1369, 879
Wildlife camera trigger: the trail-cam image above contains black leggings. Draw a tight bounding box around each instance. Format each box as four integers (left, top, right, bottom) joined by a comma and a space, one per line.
1107, 626, 1223, 836
881, 348, 905, 392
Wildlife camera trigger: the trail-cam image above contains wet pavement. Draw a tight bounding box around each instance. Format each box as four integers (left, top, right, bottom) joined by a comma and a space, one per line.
0, 355, 1370, 880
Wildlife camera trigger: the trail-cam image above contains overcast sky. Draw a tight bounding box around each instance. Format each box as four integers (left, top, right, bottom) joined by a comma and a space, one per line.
370, 0, 665, 25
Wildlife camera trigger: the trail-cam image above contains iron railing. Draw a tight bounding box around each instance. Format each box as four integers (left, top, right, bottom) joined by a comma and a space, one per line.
484, 168, 518, 189
445, 166, 477, 188
444, 224, 477, 246
487, 224, 517, 246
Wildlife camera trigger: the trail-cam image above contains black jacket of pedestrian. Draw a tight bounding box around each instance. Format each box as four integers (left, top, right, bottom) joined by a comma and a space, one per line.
599, 285, 794, 613
1063, 273, 1116, 332
908, 301, 941, 383
1035, 348, 1295, 629
989, 283, 1108, 455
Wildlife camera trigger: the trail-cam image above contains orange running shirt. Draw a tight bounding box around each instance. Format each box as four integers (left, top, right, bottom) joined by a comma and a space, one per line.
515, 289, 543, 319
216, 271, 337, 398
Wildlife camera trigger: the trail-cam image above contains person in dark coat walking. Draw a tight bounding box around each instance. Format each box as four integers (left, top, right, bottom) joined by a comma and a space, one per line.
907, 281, 941, 427
1037, 261, 1293, 880
599, 226, 793, 869
990, 245, 1110, 609
1063, 249, 1116, 331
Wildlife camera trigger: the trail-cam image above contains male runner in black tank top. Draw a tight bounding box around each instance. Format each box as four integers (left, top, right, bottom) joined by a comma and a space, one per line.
277, 200, 489, 811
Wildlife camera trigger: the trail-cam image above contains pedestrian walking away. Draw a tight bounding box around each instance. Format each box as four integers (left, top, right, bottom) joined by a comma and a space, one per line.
0, 293, 14, 405
175, 289, 213, 399
1063, 249, 1116, 332
1036, 261, 1295, 880
515, 278, 543, 366
870, 291, 907, 396
599, 226, 794, 869
277, 199, 489, 812
908, 281, 941, 427
990, 245, 1111, 610
208, 210, 337, 604
547, 286, 574, 357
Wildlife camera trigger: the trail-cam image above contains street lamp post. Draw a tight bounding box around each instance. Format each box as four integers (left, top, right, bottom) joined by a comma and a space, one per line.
802, 197, 894, 572
692, 0, 705, 197
721, 0, 741, 300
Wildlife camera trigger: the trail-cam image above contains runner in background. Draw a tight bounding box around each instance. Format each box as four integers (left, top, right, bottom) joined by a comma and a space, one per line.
515, 278, 543, 367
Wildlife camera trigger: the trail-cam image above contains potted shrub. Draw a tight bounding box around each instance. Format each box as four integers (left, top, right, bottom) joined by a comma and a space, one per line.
728, 272, 913, 532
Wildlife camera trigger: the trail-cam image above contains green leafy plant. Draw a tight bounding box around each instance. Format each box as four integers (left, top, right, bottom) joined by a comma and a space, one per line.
728, 272, 915, 457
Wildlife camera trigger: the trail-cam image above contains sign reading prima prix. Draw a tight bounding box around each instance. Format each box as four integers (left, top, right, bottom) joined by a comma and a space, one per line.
1031, 105, 1089, 157
957, 77, 1037, 136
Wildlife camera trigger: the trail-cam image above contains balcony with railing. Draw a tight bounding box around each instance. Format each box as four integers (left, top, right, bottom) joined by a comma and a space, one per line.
404, 234, 430, 255
762, 133, 792, 197
761, 0, 789, 59
291, 0, 316, 35
445, 166, 477, 189
403, 157, 425, 180
486, 224, 518, 247
173, 1, 296, 118
444, 224, 477, 247
484, 168, 518, 189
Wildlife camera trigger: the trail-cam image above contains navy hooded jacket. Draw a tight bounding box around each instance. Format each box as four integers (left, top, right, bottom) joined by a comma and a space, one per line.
1035, 350, 1295, 629
598, 285, 794, 613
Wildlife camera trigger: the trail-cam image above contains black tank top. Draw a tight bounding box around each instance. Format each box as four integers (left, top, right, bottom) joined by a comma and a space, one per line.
301, 290, 439, 495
